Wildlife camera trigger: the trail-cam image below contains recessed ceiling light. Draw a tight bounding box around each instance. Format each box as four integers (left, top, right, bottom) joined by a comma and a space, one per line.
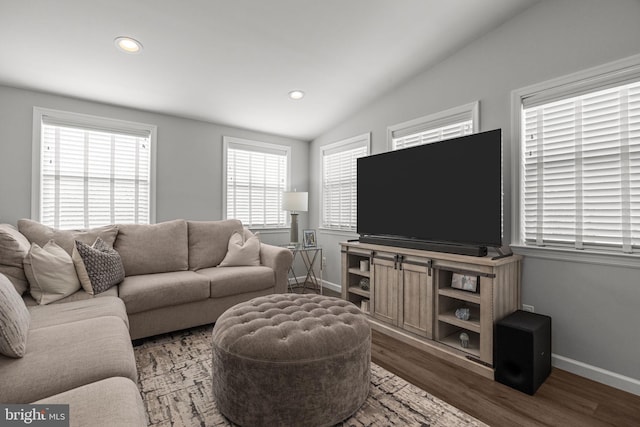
114, 36, 143, 54
288, 90, 305, 100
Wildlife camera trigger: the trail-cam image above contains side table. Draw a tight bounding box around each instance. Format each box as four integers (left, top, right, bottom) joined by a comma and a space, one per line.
282, 245, 323, 294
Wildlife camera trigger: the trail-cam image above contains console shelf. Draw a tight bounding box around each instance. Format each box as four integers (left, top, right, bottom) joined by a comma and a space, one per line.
438, 287, 481, 304
347, 286, 370, 298
341, 241, 521, 379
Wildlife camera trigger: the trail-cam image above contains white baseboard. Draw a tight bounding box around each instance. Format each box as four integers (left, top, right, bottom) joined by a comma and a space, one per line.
287, 277, 341, 294
288, 280, 640, 396
320, 280, 341, 294
552, 354, 640, 396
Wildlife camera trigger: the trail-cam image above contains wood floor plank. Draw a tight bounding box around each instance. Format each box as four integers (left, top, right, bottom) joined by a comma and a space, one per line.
370, 329, 640, 427
320, 288, 639, 426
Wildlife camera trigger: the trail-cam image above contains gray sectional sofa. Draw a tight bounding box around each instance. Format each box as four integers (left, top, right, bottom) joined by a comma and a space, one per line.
0, 218, 294, 426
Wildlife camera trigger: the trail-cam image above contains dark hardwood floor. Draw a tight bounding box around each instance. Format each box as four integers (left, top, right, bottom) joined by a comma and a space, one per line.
316, 288, 639, 425
371, 329, 640, 427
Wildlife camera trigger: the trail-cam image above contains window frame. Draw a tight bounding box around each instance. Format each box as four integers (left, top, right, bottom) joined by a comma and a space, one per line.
222, 136, 291, 230
31, 107, 157, 227
387, 101, 479, 150
319, 132, 370, 232
510, 53, 640, 267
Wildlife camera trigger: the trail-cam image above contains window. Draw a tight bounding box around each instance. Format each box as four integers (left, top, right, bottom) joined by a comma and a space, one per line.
513, 55, 640, 255
224, 136, 290, 228
32, 107, 156, 229
321, 133, 370, 231
388, 102, 479, 150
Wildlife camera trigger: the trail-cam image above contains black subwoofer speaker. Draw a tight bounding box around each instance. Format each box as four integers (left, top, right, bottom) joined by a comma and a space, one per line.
495, 310, 551, 395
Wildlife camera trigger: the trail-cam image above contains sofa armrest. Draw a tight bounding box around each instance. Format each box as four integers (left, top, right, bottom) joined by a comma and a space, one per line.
259, 243, 293, 294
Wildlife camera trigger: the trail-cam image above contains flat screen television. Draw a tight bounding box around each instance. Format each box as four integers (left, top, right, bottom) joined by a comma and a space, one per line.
357, 128, 502, 256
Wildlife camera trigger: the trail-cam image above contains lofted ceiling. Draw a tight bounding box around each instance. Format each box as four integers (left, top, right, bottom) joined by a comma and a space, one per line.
0, 0, 539, 140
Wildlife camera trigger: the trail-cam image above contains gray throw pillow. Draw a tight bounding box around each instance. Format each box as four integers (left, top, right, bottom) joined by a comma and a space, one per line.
0, 273, 30, 358
73, 238, 125, 295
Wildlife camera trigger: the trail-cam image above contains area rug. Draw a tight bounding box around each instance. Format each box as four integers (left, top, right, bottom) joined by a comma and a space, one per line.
134, 324, 488, 427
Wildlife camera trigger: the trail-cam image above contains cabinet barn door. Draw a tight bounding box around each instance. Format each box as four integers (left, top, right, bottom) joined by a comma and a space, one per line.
371, 256, 398, 325
400, 263, 433, 338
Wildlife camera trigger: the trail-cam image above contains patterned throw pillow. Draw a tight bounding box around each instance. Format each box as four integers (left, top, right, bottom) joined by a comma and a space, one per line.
0, 273, 30, 358
72, 238, 125, 295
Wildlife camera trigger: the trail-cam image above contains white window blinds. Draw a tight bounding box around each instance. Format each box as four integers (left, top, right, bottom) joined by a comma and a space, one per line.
393, 120, 473, 150
38, 111, 153, 229
389, 102, 478, 150
225, 137, 289, 228
321, 134, 370, 231
521, 80, 640, 253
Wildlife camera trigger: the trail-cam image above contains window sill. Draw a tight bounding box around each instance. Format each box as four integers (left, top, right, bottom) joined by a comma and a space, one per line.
246, 227, 289, 234
511, 244, 640, 269
317, 228, 358, 238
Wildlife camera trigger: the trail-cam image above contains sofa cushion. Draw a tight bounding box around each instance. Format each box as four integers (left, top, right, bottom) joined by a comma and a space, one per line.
34, 377, 148, 426
17, 218, 118, 254
73, 237, 125, 294
115, 219, 188, 276
196, 266, 275, 298
0, 224, 31, 295
218, 231, 261, 267
0, 316, 137, 403
23, 240, 81, 305
28, 296, 129, 330
22, 286, 118, 307
0, 274, 30, 358
187, 219, 244, 270
118, 271, 210, 314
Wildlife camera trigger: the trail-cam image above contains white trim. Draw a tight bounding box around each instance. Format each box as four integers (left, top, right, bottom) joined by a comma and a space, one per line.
222, 135, 291, 225
320, 132, 371, 156
31, 106, 157, 224
319, 132, 371, 231
321, 279, 341, 294
510, 53, 640, 256
287, 277, 341, 294
517, 54, 640, 108
511, 245, 640, 269
552, 353, 640, 396
386, 101, 479, 150
148, 125, 157, 224
317, 227, 359, 238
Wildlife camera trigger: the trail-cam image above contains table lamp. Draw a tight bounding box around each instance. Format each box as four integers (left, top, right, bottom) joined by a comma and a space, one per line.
282, 191, 308, 245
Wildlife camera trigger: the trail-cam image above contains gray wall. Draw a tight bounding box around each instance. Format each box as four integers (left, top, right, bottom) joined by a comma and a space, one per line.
0, 85, 310, 247
310, 0, 640, 388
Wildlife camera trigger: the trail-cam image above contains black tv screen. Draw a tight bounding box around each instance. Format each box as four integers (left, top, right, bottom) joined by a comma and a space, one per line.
357, 129, 502, 253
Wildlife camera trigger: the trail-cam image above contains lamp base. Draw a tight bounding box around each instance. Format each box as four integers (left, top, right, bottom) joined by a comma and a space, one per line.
290, 213, 299, 245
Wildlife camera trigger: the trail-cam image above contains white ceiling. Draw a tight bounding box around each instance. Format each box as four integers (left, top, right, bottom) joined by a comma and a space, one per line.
0, 0, 539, 140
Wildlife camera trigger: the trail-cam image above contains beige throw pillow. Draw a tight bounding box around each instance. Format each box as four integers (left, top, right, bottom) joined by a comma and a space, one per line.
24, 240, 81, 305
0, 224, 31, 295
218, 231, 261, 267
0, 273, 31, 358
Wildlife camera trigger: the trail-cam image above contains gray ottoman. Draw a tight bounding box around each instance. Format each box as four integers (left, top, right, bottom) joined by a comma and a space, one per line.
211, 293, 371, 427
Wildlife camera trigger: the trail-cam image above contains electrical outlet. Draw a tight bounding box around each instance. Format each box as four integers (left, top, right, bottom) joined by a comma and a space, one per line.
322, 257, 327, 269
522, 304, 535, 313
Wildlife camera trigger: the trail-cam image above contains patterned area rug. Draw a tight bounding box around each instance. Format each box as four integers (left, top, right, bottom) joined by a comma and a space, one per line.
134, 324, 488, 427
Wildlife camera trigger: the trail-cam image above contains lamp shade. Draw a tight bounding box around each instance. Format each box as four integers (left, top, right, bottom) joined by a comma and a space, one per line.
282, 191, 308, 212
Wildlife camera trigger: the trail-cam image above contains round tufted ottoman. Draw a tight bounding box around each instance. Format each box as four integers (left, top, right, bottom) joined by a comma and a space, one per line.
211, 293, 371, 427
